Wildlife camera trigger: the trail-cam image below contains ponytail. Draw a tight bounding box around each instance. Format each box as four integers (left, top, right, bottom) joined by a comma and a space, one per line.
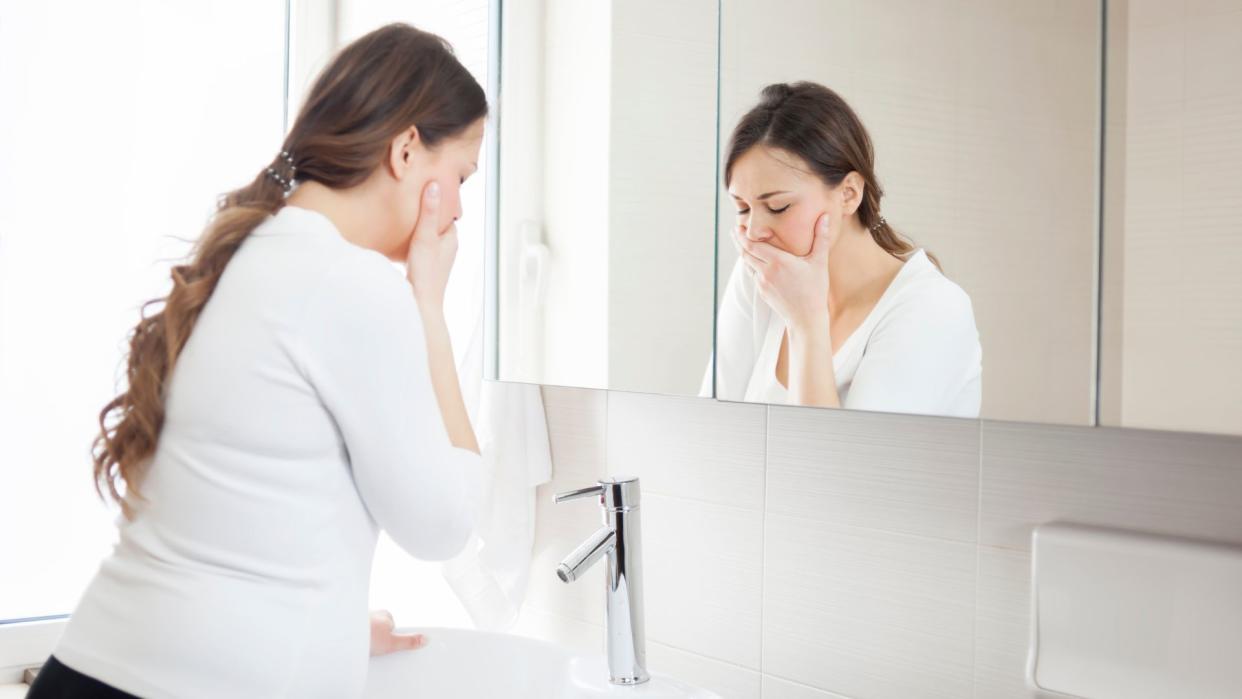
93, 158, 289, 515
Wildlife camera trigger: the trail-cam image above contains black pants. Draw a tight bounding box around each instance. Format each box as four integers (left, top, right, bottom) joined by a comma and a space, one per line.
25, 655, 139, 699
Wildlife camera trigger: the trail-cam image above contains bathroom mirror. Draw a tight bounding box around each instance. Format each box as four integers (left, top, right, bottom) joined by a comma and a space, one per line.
712, 0, 1105, 425
1096, 0, 1242, 436
487, 0, 719, 396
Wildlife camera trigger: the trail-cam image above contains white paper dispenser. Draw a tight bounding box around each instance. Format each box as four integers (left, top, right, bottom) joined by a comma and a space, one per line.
1029, 523, 1242, 698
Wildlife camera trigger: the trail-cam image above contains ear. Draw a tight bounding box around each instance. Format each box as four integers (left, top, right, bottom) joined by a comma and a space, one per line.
387, 125, 422, 180
840, 171, 866, 216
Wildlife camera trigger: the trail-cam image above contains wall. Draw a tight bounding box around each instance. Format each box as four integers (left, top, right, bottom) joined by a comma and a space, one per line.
517, 386, 1242, 698
1101, 0, 1242, 435
716, 0, 1102, 426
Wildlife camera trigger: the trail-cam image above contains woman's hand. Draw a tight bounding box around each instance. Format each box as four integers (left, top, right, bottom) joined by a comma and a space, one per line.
369, 609, 427, 657
735, 213, 833, 333
405, 180, 458, 310
736, 213, 841, 408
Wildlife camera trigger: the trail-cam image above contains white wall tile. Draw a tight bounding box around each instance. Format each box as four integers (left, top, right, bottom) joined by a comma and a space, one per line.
973, 545, 1035, 698
525, 519, 606, 626
529, 387, 610, 626
510, 605, 602, 657
644, 493, 764, 670
536, 385, 1242, 699
768, 407, 980, 542
762, 675, 851, 699
648, 642, 763, 699
762, 515, 976, 699
979, 421, 1242, 551
541, 386, 608, 485
607, 392, 766, 510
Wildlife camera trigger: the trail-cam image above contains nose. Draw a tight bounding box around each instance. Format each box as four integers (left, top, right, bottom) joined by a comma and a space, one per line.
744, 221, 772, 242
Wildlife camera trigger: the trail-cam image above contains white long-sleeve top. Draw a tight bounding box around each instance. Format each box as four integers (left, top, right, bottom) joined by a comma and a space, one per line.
54, 205, 482, 698
708, 249, 982, 418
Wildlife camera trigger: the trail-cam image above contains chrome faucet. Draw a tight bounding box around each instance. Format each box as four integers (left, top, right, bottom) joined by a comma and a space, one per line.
555, 475, 649, 685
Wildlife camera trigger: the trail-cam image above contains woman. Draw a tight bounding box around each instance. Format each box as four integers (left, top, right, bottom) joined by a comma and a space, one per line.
28, 24, 487, 698
712, 82, 982, 417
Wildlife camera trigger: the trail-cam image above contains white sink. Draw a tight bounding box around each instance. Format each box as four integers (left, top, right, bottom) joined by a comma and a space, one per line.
363, 628, 721, 698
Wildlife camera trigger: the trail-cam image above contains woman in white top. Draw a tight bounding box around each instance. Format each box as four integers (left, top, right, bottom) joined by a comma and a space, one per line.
711, 82, 982, 418
29, 24, 487, 698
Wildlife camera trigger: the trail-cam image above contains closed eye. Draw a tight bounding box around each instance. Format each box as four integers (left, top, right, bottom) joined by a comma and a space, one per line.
735, 204, 791, 215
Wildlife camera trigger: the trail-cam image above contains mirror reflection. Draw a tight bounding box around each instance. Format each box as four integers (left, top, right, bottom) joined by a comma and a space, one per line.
713, 0, 1103, 423
715, 82, 983, 417
1097, 0, 1242, 436
491, 0, 719, 396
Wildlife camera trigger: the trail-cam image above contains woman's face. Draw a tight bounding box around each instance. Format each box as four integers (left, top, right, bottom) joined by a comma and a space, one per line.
389, 118, 485, 258
728, 146, 842, 257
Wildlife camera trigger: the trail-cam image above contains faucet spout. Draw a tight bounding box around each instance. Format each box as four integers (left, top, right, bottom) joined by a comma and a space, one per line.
554, 476, 649, 685
557, 526, 615, 583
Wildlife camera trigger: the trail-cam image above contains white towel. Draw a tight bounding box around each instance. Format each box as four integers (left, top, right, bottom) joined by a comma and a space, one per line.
439, 245, 552, 630
441, 380, 551, 630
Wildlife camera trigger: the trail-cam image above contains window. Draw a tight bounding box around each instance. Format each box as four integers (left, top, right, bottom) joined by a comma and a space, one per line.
1, 2, 289, 622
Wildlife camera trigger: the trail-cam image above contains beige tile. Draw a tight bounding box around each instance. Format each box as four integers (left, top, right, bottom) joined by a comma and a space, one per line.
767, 407, 980, 542
1184, 10, 1242, 100
973, 546, 1036, 698
1185, 0, 1242, 17
1129, 0, 1186, 27
979, 421, 1242, 551
607, 391, 766, 510
648, 642, 763, 699
762, 515, 976, 699
762, 675, 851, 699
643, 494, 764, 670
541, 386, 608, 487
529, 387, 611, 626
1126, 19, 1186, 110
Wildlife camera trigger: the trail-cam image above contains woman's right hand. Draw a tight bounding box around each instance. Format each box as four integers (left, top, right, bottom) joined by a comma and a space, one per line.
734, 213, 834, 334
405, 180, 458, 309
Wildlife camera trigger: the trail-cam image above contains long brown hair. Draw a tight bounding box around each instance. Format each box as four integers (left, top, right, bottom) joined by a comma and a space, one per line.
94, 23, 487, 515
725, 81, 939, 269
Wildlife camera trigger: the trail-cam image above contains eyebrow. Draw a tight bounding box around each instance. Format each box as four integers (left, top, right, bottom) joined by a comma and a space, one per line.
730, 190, 790, 201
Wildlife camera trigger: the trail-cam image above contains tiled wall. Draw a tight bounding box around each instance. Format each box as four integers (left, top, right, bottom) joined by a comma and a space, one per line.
514, 386, 1242, 699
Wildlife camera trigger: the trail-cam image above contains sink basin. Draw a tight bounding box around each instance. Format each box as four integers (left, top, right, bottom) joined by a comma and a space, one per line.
363, 627, 721, 698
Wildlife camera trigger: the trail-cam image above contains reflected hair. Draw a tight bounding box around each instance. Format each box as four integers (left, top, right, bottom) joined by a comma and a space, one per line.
725, 81, 939, 269
93, 23, 488, 517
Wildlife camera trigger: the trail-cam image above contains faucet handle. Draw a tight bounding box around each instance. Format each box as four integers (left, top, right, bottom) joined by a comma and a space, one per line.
554, 476, 641, 510
554, 484, 605, 504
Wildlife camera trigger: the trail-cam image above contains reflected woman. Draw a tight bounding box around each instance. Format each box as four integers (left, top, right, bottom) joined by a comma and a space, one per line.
710, 82, 982, 417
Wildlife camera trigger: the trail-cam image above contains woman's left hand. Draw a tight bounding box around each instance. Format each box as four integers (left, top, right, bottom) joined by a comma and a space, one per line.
369, 609, 427, 656
735, 213, 833, 332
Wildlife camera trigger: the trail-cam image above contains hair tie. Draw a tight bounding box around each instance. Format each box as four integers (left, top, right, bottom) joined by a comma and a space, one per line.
266, 150, 297, 193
